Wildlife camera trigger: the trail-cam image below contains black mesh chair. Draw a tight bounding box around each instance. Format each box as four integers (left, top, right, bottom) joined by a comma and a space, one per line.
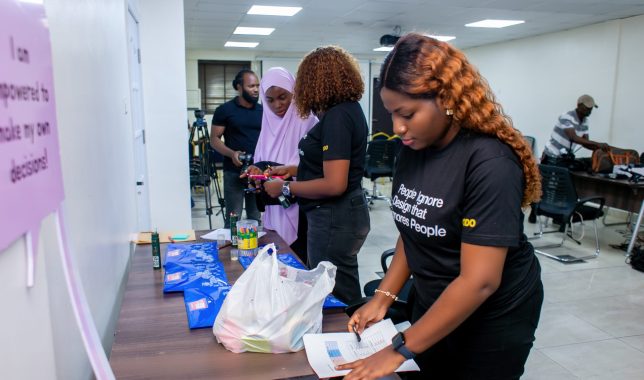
363, 248, 414, 301
364, 139, 397, 204
345, 248, 415, 324
533, 164, 605, 262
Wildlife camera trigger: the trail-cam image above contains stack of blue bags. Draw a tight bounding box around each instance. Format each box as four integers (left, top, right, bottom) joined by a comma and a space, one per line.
164, 242, 347, 329
163, 242, 230, 329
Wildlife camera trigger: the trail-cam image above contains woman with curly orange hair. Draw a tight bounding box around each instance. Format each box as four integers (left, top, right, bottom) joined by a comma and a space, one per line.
339, 33, 543, 380
263, 46, 370, 304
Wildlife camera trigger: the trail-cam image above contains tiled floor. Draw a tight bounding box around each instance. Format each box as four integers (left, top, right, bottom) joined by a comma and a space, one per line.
191, 178, 644, 379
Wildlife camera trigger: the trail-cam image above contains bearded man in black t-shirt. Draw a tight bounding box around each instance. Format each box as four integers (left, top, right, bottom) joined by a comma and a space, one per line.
210, 69, 263, 224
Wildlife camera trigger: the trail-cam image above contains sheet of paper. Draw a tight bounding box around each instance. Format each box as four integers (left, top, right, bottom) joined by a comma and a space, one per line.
303, 319, 420, 378
395, 320, 411, 332
201, 228, 266, 241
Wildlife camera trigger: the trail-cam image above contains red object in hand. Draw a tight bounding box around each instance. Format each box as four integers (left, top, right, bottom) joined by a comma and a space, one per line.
248, 174, 286, 180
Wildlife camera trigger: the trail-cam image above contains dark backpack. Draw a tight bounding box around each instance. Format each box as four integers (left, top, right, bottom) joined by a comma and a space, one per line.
627, 247, 644, 273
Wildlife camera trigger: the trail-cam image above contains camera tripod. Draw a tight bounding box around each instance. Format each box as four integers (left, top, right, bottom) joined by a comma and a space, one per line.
189, 112, 226, 228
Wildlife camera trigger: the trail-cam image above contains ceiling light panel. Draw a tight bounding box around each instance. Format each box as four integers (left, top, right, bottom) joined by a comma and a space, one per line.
373, 46, 394, 52
465, 19, 525, 28
247, 5, 302, 16
234, 27, 275, 35
427, 35, 456, 42
225, 41, 259, 48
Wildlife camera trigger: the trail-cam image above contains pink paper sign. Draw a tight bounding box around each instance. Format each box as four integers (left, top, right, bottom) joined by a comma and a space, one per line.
0, 0, 64, 251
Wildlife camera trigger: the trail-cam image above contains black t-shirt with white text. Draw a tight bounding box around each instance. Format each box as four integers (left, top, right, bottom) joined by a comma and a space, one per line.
212, 97, 263, 172
392, 130, 541, 318
297, 101, 368, 211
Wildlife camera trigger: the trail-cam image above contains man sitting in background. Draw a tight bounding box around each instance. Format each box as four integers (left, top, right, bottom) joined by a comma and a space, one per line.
529, 94, 610, 223
541, 94, 609, 164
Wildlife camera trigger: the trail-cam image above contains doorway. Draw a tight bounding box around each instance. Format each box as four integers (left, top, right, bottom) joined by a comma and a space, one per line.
127, 7, 151, 231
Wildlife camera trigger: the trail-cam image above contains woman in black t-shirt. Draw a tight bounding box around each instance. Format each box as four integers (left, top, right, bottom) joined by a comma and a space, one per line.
263, 46, 370, 304
337, 34, 544, 380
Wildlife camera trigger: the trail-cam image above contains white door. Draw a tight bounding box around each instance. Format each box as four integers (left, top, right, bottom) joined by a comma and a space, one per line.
127, 8, 151, 231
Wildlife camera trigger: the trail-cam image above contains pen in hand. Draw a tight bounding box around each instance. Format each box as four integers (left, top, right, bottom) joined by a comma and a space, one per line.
352, 324, 361, 342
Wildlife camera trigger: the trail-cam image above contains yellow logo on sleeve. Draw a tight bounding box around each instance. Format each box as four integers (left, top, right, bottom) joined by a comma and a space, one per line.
462, 218, 477, 228
322, 145, 329, 151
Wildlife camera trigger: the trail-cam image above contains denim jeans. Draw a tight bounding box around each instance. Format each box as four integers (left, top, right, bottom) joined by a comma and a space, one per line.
223, 170, 260, 225
306, 188, 370, 304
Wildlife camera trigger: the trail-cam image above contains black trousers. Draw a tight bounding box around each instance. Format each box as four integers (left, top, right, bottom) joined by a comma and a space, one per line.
223, 170, 260, 225
305, 188, 370, 304
289, 208, 309, 264
406, 281, 544, 380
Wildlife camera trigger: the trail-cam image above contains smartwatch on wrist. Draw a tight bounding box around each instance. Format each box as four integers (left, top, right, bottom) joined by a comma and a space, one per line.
281, 181, 291, 197
391, 332, 415, 360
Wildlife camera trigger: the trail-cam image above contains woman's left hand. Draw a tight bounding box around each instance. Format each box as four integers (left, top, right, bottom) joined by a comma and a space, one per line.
263, 179, 284, 198
336, 346, 406, 380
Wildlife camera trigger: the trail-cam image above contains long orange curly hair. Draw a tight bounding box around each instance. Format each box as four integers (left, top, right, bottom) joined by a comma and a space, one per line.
294, 46, 364, 118
380, 33, 541, 206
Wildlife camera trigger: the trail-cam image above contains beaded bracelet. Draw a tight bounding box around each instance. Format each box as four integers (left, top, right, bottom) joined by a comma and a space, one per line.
374, 288, 399, 301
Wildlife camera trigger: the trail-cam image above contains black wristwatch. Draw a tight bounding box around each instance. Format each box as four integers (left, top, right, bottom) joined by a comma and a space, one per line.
391, 332, 416, 360
281, 181, 291, 197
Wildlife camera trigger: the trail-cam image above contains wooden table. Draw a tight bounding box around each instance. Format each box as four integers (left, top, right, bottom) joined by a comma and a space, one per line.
571, 171, 644, 253
110, 231, 349, 380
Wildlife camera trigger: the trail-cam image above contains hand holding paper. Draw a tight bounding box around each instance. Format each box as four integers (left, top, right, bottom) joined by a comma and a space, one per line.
302, 319, 419, 378
338, 343, 408, 380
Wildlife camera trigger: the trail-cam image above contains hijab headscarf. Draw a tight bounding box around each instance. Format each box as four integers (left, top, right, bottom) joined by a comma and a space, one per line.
255, 67, 318, 245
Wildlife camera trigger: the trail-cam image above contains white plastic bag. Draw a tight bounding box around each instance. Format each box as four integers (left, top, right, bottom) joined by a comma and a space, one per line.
213, 244, 336, 353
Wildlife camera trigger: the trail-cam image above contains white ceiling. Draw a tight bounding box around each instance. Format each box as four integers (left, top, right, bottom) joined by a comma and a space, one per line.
184, 0, 644, 56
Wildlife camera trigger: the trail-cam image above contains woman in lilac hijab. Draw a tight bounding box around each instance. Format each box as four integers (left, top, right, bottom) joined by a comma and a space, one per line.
250, 67, 317, 260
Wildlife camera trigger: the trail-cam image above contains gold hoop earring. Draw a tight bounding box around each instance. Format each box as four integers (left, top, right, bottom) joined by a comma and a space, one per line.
446, 109, 454, 116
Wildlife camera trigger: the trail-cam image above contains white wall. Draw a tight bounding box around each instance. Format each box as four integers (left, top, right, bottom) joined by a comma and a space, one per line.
610, 15, 644, 149
0, 1, 137, 379
0, 1, 191, 379
0, 226, 58, 378
139, 0, 191, 230
466, 16, 643, 157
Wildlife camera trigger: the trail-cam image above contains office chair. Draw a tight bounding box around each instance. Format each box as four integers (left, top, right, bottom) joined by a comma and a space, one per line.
345, 248, 414, 324
532, 164, 605, 262
363, 138, 398, 205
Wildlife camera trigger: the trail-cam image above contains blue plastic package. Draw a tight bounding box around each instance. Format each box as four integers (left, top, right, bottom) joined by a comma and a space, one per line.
165, 242, 219, 267
276, 253, 307, 269
183, 285, 231, 328
238, 251, 305, 270
237, 255, 254, 270
165, 248, 216, 266
322, 294, 346, 309
164, 260, 227, 279
163, 262, 228, 293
